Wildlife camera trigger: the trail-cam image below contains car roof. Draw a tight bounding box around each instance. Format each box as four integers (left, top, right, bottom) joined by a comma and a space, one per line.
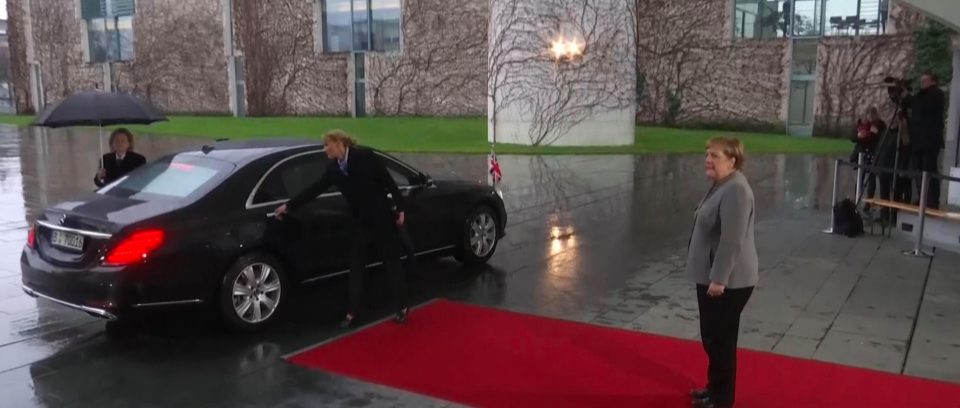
175, 138, 324, 165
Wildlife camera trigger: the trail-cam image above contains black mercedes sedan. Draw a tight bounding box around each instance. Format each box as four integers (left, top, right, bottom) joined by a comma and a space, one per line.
21, 139, 506, 331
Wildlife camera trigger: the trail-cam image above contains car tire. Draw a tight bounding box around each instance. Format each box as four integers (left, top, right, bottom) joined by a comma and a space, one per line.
219, 253, 287, 332
455, 205, 500, 265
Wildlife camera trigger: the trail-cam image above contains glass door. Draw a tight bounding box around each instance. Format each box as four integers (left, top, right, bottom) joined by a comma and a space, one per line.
788, 40, 818, 137
353, 52, 366, 117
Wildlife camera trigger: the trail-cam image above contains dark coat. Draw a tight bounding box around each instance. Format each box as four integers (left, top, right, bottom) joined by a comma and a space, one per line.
287, 146, 405, 232
94, 151, 147, 187
909, 86, 946, 152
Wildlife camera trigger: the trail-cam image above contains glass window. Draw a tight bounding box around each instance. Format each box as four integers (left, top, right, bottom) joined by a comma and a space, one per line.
254, 154, 333, 204
378, 154, 414, 187
857, 0, 883, 35
386, 167, 410, 187
734, 0, 759, 38
353, 0, 370, 51
321, 0, 401, 53
736, 0, 889, 39
791, 40, 818, 75
323, 0, 353, 52
81, 0, 136, 18
788, 80, 815, 126
824, 0, 886, 36
371, 0, 401, 52
87, 16, 134, 63
791, 0, 823, 37
734, 0, 786, 39
101, 157, 232, 201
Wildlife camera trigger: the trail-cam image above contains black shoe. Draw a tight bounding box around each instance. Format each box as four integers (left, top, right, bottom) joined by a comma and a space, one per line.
394, 307, 409, 324
689, 389, 709, 400
692, 397, 731, 408
339, 314, 355, 328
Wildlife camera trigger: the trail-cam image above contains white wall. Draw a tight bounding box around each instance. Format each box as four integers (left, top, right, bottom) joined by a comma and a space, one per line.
491, 105, 634, 146
896, 0, 960, 31
946, 47, 959, 170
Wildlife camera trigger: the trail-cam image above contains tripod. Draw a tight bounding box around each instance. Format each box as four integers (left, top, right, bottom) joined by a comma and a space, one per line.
855, 101, 904, 233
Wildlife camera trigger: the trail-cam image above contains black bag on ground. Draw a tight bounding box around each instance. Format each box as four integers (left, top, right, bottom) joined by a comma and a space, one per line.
833, 198, 864, 237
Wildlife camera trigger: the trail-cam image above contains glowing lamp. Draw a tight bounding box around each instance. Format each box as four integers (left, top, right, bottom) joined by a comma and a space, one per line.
550, 36, 583, 62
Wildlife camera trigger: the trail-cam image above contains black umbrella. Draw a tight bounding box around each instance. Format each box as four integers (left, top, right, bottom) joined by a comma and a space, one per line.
32, 90, 168, 161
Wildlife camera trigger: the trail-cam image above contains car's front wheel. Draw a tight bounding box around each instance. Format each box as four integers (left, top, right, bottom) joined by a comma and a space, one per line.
219, 253, 287, 331
455, 205, 500, 265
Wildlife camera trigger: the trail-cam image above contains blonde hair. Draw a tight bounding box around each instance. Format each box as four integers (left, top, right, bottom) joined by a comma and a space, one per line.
706, 137, 746, 170
323, 129, 357, 147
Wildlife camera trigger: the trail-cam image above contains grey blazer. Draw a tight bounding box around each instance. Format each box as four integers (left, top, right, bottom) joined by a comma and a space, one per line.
685, 171, 759, 289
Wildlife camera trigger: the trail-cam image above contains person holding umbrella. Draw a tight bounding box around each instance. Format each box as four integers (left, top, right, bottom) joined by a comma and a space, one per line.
31, 89, 167, 186
94, 128, 146, 187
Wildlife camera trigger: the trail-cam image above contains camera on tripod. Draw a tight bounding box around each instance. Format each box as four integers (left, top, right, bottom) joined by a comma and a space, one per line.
883, 76, 910, 106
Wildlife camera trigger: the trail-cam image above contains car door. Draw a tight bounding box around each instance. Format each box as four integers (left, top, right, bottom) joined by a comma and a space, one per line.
378, 154, 451, 252
251, 152, 352, 279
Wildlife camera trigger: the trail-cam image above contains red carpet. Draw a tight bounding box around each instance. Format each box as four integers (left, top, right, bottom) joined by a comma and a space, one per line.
289, 300, 960, 407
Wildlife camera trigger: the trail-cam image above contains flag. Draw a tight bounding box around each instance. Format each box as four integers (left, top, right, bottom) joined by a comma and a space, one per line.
488, 151, 502, 185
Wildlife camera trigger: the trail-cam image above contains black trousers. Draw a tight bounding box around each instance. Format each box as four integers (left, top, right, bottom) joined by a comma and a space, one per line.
697, 284, 754, 406
912, 149, 942, 209
348, 223, 407, 316
878, 146, 912, 204
851, 147, 876, 205
397, 224, 417, 273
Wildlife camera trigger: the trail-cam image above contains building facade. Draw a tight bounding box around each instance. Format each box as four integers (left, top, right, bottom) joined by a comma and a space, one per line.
5, 0, 935, 138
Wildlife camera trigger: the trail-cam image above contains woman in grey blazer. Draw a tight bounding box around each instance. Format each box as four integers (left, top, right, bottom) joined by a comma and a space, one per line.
686, 137, 758, 408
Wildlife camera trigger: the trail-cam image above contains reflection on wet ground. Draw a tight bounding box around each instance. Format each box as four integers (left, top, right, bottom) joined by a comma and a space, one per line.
0, 126, 956, 407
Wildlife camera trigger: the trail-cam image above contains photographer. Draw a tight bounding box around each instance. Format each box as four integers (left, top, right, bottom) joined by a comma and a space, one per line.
909, 73, 946, 209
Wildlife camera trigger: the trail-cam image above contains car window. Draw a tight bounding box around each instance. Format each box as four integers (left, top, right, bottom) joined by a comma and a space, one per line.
254, 153, 333, 204
378, 154, 414, 187
386, 167, 410, 187
100, 156, 232, 201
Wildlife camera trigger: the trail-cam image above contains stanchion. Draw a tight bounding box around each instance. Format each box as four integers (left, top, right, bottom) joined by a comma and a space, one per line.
823, 159, 841, 234
855, 153, 865, 202
904, 171, 934, 257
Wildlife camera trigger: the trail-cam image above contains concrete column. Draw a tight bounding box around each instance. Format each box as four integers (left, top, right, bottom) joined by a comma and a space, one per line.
102, 62, 113, 91
347, 53, 357, 118
945, 46, 959, 170
895, 0, 960, 32
487, 0, 635, 147
944, 46, 959, 207
222, 0, 239, 117
23, 0, 43, 113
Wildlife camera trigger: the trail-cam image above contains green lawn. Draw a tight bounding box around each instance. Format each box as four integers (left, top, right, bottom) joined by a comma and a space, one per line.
0, 115, 849, 154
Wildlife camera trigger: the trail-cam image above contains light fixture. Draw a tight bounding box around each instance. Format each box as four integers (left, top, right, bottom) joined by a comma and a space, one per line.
549, 36, 583, 62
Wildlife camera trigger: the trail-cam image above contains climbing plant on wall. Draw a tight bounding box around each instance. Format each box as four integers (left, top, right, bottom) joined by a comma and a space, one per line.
911, 20, 952, 85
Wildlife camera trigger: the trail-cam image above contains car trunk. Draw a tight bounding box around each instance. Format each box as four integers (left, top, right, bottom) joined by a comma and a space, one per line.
34, 192, 180, 269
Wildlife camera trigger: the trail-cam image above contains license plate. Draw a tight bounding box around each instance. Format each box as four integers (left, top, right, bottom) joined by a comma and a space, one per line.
51, 230, 84, 251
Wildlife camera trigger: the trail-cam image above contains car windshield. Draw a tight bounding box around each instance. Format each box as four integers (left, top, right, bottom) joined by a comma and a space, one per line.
99, 155, 233, 200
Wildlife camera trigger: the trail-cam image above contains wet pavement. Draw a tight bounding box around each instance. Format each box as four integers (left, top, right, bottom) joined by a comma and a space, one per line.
0, 125, 957, 407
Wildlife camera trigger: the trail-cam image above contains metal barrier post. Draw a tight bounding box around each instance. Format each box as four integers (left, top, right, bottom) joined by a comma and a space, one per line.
855, 153, 865, 202
887, 144, 901, 234
823, 159, 841, 234
904, 171, 933, 257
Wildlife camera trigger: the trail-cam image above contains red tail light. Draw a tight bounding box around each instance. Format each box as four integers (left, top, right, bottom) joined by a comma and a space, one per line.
27, 224, 36, 248
104, 229, 165, 266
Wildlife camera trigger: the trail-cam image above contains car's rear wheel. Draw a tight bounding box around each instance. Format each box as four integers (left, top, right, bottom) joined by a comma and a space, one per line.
455, 205, 499, 265
219, 253, 286, 332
